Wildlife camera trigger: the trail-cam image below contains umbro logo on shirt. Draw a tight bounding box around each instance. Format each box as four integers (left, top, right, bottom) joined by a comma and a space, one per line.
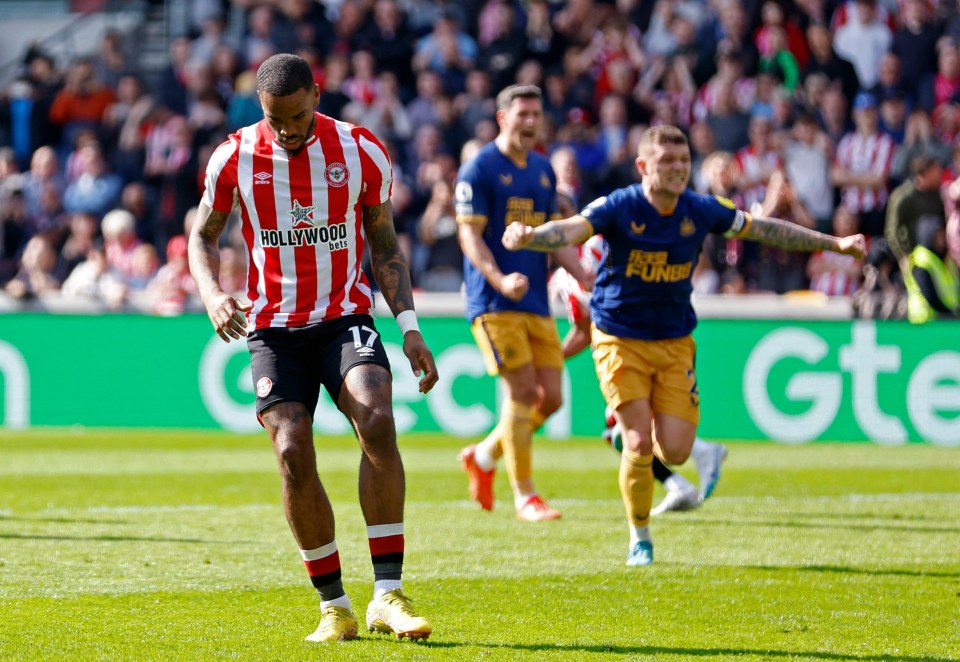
254, 172, 272, 184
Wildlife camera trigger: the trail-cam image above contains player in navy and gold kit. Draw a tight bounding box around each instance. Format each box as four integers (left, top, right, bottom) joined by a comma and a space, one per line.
455, 85, 591, 521
504, 125, 866, 564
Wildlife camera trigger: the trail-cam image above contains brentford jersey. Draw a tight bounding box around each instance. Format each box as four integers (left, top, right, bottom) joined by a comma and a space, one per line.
202, 112, 392, 329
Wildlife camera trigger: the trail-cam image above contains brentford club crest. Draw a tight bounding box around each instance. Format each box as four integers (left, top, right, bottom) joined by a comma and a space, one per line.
256, 377, 273, 397
325, 162, 349, 187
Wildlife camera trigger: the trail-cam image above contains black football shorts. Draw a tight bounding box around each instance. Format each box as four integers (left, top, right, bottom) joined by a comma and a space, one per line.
246, 313, 391, 420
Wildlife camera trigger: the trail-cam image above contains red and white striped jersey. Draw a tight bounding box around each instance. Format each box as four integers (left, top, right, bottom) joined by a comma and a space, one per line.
833, 131, 894, 214
202, 112, 393, 330
808, 250, 862, 297
549, 234, 605, 324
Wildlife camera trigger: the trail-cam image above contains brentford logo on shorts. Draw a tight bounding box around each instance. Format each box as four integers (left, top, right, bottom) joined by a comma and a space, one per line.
325, 162, 349, 187
256, 377, 273, 397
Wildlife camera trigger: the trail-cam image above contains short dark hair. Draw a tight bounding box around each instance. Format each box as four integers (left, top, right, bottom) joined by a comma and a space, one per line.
637, 125, 688, 157
496, 84, 542, 111
256, 53, 315, 96
911, 153, 940, 177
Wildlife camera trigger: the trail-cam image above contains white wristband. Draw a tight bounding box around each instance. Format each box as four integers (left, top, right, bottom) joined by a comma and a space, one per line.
396, 310, 420, 335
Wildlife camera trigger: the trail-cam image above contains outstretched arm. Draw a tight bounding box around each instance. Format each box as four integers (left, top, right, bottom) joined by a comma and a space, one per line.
189, 202, 252, 342
502, 216, 594, 252
363, 200, 438, 393
742, 216, 866, 258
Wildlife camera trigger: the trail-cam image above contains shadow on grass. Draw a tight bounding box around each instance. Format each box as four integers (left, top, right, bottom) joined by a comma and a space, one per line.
411, 640, 954, 661
0, 533, 245, 544
751, 564, 960, 580
0, 515, 127, 524
679, 515, 960, 535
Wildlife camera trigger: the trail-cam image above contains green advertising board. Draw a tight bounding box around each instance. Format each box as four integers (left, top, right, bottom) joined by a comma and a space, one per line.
0, 314, 957, 444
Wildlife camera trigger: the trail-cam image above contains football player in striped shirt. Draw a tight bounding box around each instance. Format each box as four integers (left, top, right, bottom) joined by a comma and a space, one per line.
504, 125, 865, 566
189, 54, 438, 642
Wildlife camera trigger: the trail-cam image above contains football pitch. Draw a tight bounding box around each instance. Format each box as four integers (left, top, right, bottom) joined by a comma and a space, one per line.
0, 430, 957, 661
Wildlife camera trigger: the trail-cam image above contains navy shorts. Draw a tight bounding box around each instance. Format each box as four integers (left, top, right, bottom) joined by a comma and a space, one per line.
247, 314, 391, 419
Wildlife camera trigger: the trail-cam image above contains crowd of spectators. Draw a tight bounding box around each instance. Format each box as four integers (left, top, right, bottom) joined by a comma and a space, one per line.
2, 0, 960, 318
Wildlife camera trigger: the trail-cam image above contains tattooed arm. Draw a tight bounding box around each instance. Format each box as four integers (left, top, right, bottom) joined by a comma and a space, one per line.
362, 200, 415, 316
363, 200, 438, 392
502, 216, 593, 252
741, 216, 866, 258
189, 202, 252, 342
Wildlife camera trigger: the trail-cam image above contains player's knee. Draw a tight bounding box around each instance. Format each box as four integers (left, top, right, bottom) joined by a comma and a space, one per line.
660, 446, 691, 465
506, 381, 537, 406
537, 390, 562, 418
273, 435, 316, 488
622, 428, 653, 455
353, 408, 396, 449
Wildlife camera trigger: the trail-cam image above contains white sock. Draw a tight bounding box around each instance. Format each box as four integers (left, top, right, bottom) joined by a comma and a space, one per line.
691, 438, 709, 455
514, 492, 536, 510
474, 443, 497, 471
628, 524, 652, 548
664, 473, 694, 493
320, 594, 352, 610
374, 579, 403, 599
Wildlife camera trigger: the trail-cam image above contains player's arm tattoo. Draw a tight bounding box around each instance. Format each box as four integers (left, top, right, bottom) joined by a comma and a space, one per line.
743, 216, 839, 253
188, 206, 232, 299
521, 217, 593, 252
362, 200, 415, 314
525, 222, 569, 250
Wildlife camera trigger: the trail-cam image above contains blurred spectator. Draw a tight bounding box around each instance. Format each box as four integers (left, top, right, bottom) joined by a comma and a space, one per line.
854, 235, 907, 319
0, 188, 30, 284
157, 37, 192, 116
523, 0, 568, 68
832, 0, 892, 91
478, 1, 526, 92
919, 40, 960, 113
412, 11, 478, 92
455, 69, 496, 139
736, 114, 782, 212
755, 170, 816, 293
62, 143, 122, 217
61, 242, 125, 308
878, 89, 908, 144
784, 111, 835, 232
890, 110, 950, 182
0, 78, 44, 170
358, 72, 413, 144
755, 0, 809, 69
407, 70, 444, 135
891, 0, 938, 104
758, 26, 800, 92
869, 52, 909, 107
689, 121, 716, 193
316, 54, 351, 120
143, 114, 200, 248
818, 85, 851, 145
56, 211, 100, 283
148, 235, 196, 315
636, 56, 695, 129
93, 30, 133, 90
885, 153, 945, 268
344, 50, 382, 107
831, 91, 895, 236
101, 208, 143, 281
808, 205, 864, 295
227, 71, 262, 132
550, 146, 582, 217
243, 4, 279, 69
21, 146, 63, 218
49, 58, 116, 153
705, 79, 751, 152
417, 179, 462, 291
357, 0, 417, 96
5, 233, 60, 299
903, 215, 958, 321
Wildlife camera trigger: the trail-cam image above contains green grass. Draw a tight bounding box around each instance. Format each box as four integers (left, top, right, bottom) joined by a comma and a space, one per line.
0, 430, 957, 661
